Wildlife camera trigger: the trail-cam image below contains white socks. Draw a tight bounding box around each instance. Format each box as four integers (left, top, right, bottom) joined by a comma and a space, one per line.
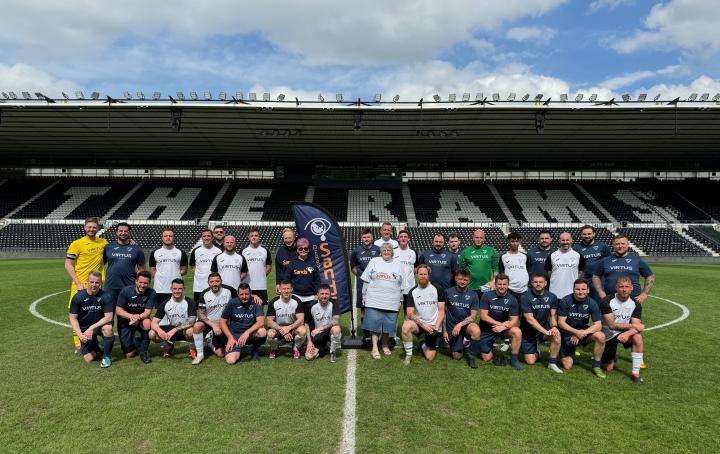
403, 341, 413, 356
193, 333, 204, 356
631, 352, 643, 374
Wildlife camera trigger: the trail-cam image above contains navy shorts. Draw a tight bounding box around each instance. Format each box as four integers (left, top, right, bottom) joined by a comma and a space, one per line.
362, 307, 399, 335
227, 333, 266, 353
446, 325, 469, 353
118, 320, 148, 354
520, 333, 545, 356
79, 325, 111, 355
601, 336, 633, 364
560, 332, 593, 358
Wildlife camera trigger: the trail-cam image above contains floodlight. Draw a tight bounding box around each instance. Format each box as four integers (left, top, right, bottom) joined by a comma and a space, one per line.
713, 93, 720, 102
91, 91, 100, 100
9, 91, 17, 99
336, 93, 343, 102
475, 93, 483, 100
277, 94, 285, 101
688, 93, 697, 101
263, 92, 270, 101
34, 92, 44, 100
637, 93, 647, 102
176, 92, 185, 100
393, 94, 399, 102
699, 93, 709, 101
123, 91, 132, 100
575, 93, 584, 102
521, 93, 530, 101
152, 91, 161, 100
235, 92, 243, 100
589, 94, 597, 102
508, 93, 516, 101
136, 91, 144, 100
622, 94, 630, 102
534, 94, 543, 101
1, 92, 8, 99
248, 92, 256, 101
560, 94, 568, 102
22, 91, 31, 99
62, 92, 70, 100
318, 93, 324, 102
448, 93, 456, 102
462, 93, 470, 101
653, 94, 661, 102
189, 91, 198, 100
219, 92, 227, 101
204, 91, 212, 100
433, 94, 441, 102
492, 93, 500, 102
373, 93, 381, 102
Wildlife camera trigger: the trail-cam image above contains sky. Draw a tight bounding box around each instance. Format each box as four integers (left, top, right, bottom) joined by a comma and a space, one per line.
1, 0, 719, 101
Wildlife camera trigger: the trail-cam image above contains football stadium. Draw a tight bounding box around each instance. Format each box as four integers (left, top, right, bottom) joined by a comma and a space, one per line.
2, 2, 720, 453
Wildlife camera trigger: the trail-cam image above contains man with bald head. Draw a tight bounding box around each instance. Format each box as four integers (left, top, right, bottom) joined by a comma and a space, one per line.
458, 229, 499, 296
275, 228, 298, 294
545, 232, 585, 299
211, 235, 248, 291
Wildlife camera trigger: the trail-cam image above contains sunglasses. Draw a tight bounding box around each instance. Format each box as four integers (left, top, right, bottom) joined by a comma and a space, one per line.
297, 247, 309, 251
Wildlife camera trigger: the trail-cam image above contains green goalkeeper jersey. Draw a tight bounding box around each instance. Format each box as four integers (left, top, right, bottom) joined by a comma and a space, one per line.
458, 244, 499, 290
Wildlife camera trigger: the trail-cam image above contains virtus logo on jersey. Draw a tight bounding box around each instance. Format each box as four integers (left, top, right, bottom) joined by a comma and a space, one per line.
305, 218, 332, 241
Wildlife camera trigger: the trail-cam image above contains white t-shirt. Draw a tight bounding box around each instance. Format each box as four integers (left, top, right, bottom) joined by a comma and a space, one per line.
360, 257, 408, 312
407, 283, 443, 326
393, 246, 417, 295
211, 252, 248, 291
547, 248, 582, 299
242, 245, 271, 290
149, 246, 188, 294
374, 238, 399, 249
500, 251, 529, 294
190, 244, 221, 293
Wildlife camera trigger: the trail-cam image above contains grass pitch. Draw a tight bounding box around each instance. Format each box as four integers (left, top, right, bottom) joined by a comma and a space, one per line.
1, 259, 718, 453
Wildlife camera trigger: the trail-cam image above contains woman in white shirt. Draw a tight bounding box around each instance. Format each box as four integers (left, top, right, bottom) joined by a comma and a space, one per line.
361, 243, 410, 359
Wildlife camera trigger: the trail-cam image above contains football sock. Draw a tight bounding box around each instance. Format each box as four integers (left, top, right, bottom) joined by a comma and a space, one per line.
591, 359, 601, 369
139, 331, 150, 353
468, 339, 482, 358
102, 335, 114, 357
330, 334, 342, 353
548, 356, 557, 365
294, 332, 307, 348
403, 341, 414, 356
631, 352, 643, 374
193, 333, 204, 355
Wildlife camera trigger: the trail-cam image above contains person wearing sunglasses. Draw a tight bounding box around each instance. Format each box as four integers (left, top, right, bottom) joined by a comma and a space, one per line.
283, 238, 320, 303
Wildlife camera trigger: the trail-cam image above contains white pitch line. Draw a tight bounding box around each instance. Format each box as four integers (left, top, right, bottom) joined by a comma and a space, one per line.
645, 294, 690, 331
29, 290, 71, 328
339, 292, 358, 454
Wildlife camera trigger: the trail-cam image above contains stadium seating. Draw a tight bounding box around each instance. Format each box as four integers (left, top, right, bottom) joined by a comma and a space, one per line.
103, 224, 205, 252
408, 182, 507, 223
110, 180, 222, 221
12, 179, 138, 219
671, 180, 720, 222
618, 227, 710, 256
581, 182, 677, 223
209, 181, 273, 221
0, 179, 55, 218
0, 223, 87, 250
494, 182, 609, 224
684, 226, 720, 252
511, 227, 617, 250
407, 227, 507, 253
313, 188, 407, 222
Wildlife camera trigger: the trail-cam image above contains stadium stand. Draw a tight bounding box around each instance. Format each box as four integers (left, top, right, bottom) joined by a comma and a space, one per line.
633, 179, 712, 222
617, 227, 710, 256
209, 181, 273, 221
0, 223, 86, 250
313, 187, 407, 222
511, 227, 616, 249
109, 180, 222, 220
12, 179, 139, 219
261, 182, 308, 221
494, 182, 609, 224
102, 223, 205, 251
671, 180, 720, 222
684, 226, 720, 252
407, 227, 507, 253
408, 182, 507, 223
0, 179, 55, 218
581, 182, 677, 223
217, 225, 290, 252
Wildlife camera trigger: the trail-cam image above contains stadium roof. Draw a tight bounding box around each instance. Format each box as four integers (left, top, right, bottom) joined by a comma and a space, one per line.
1, 97, 720, 169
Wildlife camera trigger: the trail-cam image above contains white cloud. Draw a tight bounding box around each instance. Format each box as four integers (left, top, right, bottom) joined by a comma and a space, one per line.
0, 0, 567, 65
599, 64, 684, 90
612, 0, 720, 55
588, 0, 633, 14
505, 26, 557, 45
634, 75, 720, 99
0, 63, 78, 97
374, 60, 570, 100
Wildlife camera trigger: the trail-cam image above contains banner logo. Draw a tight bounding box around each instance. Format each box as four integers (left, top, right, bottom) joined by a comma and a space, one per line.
304, 218, 332, 241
